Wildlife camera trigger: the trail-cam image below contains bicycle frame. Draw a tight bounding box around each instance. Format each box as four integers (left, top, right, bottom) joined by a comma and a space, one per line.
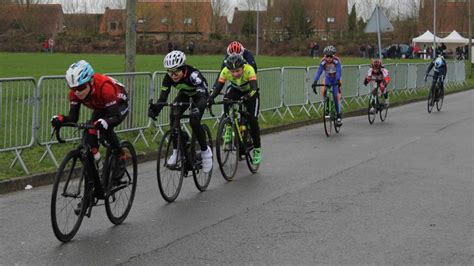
154, 101, 195, 170
217, 100, 248, 146
54, 123, 109, 211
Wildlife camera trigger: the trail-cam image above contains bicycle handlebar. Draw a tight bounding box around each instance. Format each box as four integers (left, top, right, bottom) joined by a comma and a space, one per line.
312, 83, 340, 95
53, 122, 95, 143
153, 101, 192, 107
212, 100, 244, 105
312, 83, 340, 87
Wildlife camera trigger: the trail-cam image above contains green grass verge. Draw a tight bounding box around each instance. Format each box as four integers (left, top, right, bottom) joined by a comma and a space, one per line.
0, 52, 430, 78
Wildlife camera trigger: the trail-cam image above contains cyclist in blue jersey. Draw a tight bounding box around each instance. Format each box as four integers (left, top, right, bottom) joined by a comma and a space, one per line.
311, 45, 343, 126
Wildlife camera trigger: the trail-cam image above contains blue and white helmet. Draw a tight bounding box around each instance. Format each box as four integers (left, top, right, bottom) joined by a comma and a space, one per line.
434, 57, 444, 69
66, 60, 94, 88
163, 50, 186, 70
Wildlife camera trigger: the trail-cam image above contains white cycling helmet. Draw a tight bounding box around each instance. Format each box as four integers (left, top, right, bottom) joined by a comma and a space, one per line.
163, 50, 186, 70
65, 60, 94, 88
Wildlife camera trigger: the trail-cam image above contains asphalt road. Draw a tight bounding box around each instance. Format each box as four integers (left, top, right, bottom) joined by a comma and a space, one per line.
1, 90, 472, 265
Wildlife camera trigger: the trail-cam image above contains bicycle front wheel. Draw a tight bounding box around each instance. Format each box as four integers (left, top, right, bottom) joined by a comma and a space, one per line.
323, 98, 333, 136
436, 86, 444, 111
157, 129, 184, 202
191, 124, 213, 191
427, 86, 435, 113
216, 117, 239, 181
380, 97, 388, 122
104, 141, 138, 225
368, 95, 376, 124
51, 149, 87, 243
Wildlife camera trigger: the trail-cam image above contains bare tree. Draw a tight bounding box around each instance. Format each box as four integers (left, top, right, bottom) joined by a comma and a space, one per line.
210, 0, 229, 38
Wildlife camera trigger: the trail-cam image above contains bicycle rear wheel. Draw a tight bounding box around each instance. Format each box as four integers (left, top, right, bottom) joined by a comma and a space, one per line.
323, 98, 333, 136
157, 129, 184, 202
51, 149, 87, 243
216, 117, 239, 181
104, 141, 138, 225
191, 124, 213, 191
368, 95, 376, 124
427, 86, 435, 113
436, 86, 444, 111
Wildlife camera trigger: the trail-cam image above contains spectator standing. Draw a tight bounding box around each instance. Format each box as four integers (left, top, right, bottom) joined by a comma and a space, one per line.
48, 37, 54, 53
187, 41, 195, 55
167, 42, 173, 53
360, 44, 366, 58
313, 42, 319, 58
43, 39, 49, 53
309, 42, 315, 57
367, 44, 375, 58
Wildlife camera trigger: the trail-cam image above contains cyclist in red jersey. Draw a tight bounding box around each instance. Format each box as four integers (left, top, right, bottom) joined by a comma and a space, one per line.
364, 58, 391, 113
51, 60, 129, 182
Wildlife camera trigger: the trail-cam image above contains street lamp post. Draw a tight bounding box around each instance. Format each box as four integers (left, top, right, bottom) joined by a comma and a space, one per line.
433, 0, 436, 58
256, 0, 260, 56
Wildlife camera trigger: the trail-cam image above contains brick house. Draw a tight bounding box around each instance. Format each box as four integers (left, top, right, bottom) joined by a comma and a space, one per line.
230, 0, 348, 41
65, 14, 103, 36
418, 0, 469, 37
99, 8, 126, 36
0, 4, 65, 36
100, 0, 227, 40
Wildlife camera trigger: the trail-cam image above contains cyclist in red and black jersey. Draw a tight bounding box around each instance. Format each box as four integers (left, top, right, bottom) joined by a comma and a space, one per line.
51, 60, 129, 181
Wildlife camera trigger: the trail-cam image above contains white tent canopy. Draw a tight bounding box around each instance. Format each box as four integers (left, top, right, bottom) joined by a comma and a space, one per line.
412, 30, 441, 43
441, 30, 468, 44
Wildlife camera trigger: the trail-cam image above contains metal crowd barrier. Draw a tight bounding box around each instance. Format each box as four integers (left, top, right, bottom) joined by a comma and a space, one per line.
0, 77, 37, 174
0, 62, 467, 174
105, 72, 153, 147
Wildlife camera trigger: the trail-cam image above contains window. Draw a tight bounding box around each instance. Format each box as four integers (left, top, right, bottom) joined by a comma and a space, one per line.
110, 21, 117, 31
326, 17, 335, 23
273, 16, 282, 23
161, 17, 168, 24
183, 18, 192, 24
305, 17, 311, 23
137, 18, 146, 24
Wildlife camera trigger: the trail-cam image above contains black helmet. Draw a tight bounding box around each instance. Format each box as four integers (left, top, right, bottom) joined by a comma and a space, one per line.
323, 45, 336, 56
225, 54, 245, 70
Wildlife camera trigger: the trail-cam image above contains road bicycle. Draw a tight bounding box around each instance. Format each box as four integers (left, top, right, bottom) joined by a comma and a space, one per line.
367, 80, 389, 124
426, 74, 445, 113
313, 83, 342, 137
212, 100, 259, 181
154, 101, 213, 203
50, 122, 137, 243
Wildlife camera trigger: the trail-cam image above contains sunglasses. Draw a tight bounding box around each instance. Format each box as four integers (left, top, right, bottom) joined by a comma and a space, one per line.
326, 55, 333, 58
167, 69, 182, 77
71, 83, 89, 92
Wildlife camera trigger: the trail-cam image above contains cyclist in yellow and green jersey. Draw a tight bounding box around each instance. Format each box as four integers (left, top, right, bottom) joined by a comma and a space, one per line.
208, 54, 262, 165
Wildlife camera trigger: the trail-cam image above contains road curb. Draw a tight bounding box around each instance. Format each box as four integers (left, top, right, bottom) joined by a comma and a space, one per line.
0, 87, 470, 194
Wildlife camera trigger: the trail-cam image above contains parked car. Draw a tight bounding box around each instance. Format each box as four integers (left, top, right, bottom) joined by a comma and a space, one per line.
381, 44, 411, 59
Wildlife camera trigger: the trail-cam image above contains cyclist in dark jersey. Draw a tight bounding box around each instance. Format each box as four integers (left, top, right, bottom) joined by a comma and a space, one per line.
425, 55, 447, 97
148, 50, 212, 173
51, 60, 129, 181
220, 41, 257, 73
